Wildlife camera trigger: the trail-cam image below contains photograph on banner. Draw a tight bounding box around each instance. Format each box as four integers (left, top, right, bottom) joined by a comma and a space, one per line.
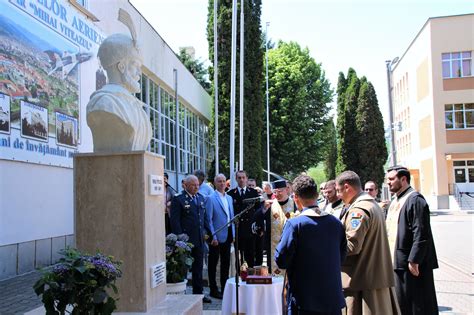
0, 93, 10, 134
21, 101, 48, 142
55, 112, 78, 148
0, 6, 86, 138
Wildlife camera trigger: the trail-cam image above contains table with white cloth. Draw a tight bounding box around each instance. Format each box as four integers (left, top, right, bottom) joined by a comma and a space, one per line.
221, 276, 284, 315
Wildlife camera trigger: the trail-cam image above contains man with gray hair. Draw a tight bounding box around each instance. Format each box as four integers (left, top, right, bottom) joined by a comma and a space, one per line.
86, 11, 151, 152
335, 171, 399, 315
170, 175, 212, 303
205, 174, 234, 299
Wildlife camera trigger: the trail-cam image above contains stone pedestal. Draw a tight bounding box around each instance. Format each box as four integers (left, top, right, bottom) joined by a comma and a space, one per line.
74, 151, 165, 312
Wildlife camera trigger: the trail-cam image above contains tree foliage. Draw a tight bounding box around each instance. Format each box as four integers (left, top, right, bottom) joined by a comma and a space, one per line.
207, 0, 264, 182
177, 48, 211, 93
335, 68, 387, 186
355, 81, 388, 187
267, 41, 333, 177
322, 117, 337, 180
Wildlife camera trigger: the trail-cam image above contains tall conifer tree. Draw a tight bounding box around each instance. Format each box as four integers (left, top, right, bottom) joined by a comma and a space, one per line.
336, 68, 360, 174
207, 0, 264, 182
355, 81, 388, 187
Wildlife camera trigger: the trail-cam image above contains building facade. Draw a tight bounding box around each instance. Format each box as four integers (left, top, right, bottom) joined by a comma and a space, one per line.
0, 0, 212, 279
390, 14, 474, 209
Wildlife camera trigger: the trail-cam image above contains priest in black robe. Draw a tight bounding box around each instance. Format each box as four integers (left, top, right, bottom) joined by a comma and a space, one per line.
386, 166, 438, 315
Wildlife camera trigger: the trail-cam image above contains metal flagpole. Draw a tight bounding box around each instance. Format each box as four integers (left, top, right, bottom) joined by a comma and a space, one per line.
229, 0, 237, 187
265, 22, 270, 182
239, 0, 244, 171
214, 0, 219, 175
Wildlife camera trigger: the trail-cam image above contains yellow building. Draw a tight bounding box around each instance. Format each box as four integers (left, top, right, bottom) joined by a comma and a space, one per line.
390, 13, 474, 209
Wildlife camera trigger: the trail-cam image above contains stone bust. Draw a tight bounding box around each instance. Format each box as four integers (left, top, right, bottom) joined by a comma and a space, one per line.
86, 32, 152, 152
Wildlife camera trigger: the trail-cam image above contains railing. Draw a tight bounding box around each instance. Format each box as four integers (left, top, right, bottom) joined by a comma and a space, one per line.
449, 183, 462, 208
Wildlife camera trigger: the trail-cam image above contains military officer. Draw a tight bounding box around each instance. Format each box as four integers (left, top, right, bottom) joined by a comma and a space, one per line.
170, 174, 212, 303
336, 171, 399, 315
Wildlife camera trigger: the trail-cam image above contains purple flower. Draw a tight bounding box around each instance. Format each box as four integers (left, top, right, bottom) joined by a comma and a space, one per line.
166, 234, 178, 243
52, 264, 69, 277
166, 246, 173, 255
177, 234, 189, 242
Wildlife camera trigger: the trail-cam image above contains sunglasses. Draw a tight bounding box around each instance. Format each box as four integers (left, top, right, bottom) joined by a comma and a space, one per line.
365, 188, 375, 192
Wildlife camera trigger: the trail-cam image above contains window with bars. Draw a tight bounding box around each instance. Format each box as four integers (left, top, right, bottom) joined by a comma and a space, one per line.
445, 103, 474, 129
442, 51, 472, 78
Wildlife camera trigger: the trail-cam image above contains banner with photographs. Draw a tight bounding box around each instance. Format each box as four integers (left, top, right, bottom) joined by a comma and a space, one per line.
0, 0, 103, 168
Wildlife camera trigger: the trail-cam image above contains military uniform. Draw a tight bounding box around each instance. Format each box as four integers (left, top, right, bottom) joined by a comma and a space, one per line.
228, 186, 261, 267
340, 193, 400, 315
170, 191, 211, 294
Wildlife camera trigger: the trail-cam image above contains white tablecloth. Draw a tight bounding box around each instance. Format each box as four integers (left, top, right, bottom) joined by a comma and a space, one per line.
221, 277, 284, 315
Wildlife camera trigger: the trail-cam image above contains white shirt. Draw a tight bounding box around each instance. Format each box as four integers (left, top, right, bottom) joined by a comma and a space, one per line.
218, 191, 231, 221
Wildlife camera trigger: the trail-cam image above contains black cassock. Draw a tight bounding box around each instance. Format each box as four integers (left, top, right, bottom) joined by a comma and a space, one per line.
393, 188, 438, 315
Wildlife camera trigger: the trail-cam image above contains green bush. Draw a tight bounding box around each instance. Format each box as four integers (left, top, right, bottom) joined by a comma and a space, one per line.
33, 248, 122, 315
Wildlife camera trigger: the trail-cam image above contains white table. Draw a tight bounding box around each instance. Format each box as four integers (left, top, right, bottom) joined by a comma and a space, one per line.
221, 277, 284, 315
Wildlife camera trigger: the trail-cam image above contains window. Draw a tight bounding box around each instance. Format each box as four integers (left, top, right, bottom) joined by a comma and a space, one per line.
453, 160, 474, 183
444, 103, 474, 129
135, 74, 212, 174
442, 51, 472, 78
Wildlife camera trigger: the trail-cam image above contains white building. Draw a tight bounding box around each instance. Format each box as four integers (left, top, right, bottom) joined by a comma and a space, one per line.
0, 0, 212, 279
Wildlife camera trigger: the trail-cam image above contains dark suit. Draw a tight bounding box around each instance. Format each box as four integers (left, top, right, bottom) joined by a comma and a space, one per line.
393, 188, 438, 315
228, 187, 261, 267
170, 191, 211, 294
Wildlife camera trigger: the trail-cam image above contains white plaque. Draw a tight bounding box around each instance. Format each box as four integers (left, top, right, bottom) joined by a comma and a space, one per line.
151, 261, 166, 288
149, 175, 164, 196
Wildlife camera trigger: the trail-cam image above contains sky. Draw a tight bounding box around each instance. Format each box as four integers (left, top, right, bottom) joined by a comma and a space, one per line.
130, 0, 473, 124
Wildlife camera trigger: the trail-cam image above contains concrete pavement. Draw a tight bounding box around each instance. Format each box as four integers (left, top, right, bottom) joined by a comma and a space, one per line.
0, 211, 472, 314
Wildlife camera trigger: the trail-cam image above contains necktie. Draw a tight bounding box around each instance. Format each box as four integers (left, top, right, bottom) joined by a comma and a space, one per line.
192, 195, 197, 205
240, 188, 245, 197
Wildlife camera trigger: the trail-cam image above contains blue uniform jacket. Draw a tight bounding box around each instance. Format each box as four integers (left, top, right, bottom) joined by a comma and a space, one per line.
275, 214, 347, 313
205, 191, 235, 243
170, 192, 211, 248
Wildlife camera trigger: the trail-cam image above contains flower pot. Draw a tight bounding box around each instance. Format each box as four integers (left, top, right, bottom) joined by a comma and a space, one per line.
166, 279, 187, 295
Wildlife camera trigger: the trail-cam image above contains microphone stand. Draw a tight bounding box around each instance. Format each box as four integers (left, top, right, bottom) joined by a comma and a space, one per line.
212, 200, 258, 315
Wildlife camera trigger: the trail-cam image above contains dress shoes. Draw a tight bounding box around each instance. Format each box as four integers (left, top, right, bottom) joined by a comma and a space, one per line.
210, 290, 223, 299
202, 296, 212, 303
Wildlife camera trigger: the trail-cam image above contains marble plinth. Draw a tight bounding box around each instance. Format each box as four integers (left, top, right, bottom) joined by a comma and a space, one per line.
74, 151, 165, 312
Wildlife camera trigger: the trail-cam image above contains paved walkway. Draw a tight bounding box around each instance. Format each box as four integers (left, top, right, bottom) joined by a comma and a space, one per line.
0, 211, 472, 314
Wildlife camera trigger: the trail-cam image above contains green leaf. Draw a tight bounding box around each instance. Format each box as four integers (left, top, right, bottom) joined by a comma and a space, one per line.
93, 288, 108, 304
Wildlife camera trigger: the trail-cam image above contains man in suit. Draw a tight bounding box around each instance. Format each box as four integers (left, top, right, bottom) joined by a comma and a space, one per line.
227, 170, 261, 267
386, 166, 438, 315
170, 175, 212, 303
205, 173, 235, 299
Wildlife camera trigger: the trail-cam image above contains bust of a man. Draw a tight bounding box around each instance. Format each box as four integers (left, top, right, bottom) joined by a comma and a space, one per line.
86, 33, 152, 152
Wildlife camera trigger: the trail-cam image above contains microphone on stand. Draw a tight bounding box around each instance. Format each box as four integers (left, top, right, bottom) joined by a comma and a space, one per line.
242, 196, 265, 203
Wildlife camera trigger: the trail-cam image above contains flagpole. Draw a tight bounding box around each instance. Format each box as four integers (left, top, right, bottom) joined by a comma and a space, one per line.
239, 0, 244, 171
214, 0, 219, 175
229, 0, 237, 187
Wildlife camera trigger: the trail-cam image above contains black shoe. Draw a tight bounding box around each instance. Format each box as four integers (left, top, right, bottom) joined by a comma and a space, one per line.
202, 296, 212, 303
210, 290, 223, 299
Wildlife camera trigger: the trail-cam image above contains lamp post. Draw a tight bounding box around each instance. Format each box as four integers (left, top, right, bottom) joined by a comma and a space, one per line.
385, 57, 398, 167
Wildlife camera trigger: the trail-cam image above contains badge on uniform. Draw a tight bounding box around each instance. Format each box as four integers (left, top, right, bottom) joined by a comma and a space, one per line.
351, 218, 361, 228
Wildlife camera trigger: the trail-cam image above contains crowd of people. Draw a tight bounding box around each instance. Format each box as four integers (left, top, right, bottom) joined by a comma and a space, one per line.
163, 167, 438, 315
